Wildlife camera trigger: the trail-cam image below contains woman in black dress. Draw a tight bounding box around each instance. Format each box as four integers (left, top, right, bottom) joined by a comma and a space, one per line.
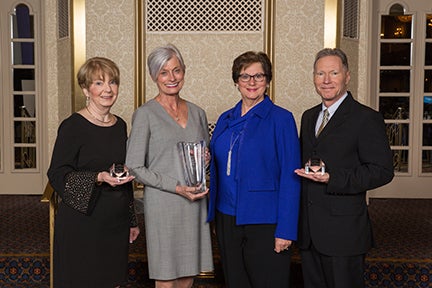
47, 57, 140, 288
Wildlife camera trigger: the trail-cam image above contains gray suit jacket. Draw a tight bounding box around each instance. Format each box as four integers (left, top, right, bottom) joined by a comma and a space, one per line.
298, 92, 394, 256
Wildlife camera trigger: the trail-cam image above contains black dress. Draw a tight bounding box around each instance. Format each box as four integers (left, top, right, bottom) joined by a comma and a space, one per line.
47, 113, 135, 288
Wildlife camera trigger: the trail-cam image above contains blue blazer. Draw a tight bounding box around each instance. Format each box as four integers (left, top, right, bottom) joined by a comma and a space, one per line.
207, 96, 301, 240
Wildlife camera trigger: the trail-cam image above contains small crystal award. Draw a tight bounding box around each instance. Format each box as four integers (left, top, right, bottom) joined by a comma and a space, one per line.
109, 163, 129, 180
177, 140, 206, 193
305, 157, 325, 175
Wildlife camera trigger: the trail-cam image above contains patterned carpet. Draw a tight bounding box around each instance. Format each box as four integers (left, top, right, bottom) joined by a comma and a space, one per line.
0, 196, 431, 287
365, 198, 432, 287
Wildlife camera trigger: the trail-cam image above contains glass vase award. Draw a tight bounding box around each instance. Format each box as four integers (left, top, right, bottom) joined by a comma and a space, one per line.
305, 157, 325, 175
177, 140, 206, 193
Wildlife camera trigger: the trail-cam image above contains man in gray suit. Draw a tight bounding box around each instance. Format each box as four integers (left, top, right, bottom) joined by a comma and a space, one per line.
295, 48, 394, 288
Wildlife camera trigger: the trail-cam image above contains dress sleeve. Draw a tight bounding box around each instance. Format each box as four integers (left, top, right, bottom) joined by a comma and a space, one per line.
199, 107, 210, 145
128, 198, 138, 227
63, 171, 100, 215
47, 116, 101, 215
126, 107, 179, 192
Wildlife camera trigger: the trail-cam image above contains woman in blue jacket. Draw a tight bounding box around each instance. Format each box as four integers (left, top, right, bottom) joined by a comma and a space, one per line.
208, 51, 301, 287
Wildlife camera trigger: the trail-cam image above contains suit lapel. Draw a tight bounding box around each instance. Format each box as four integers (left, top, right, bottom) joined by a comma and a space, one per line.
305, 105, 321, 143
316, 93, 354, 139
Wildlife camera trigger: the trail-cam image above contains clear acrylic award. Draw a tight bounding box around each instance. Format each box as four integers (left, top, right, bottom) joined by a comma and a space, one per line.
177, 140, 206, 193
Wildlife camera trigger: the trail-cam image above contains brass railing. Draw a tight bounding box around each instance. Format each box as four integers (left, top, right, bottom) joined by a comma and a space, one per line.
386, 107, 405, 171
40, 182, 56, 288
41, 182, 214, 286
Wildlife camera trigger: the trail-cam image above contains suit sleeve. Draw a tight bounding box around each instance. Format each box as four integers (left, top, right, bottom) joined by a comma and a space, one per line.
327, 110, 394, 194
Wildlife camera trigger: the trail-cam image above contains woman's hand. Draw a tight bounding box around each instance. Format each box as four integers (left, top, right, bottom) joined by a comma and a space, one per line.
176, 185, 209, 201
129, 226, 140, 243
97, 171, 135, 187
274, 238, 292, 253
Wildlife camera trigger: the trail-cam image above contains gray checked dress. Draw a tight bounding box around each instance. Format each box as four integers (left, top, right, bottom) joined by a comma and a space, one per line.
126, 99, 213, 280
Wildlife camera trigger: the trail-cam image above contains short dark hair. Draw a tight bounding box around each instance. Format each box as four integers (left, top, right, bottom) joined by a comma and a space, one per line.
232, 51, 272, 83
313, 48, 349, 71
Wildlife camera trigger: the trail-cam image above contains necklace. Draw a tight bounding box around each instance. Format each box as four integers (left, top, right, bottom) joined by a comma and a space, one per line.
158, 98, 181, 121
171, 108, 180, 121
85, 106, 113, 124
227, 131, 242, 176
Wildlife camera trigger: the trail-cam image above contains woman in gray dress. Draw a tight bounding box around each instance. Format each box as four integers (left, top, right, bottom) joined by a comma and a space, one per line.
126, 44, 213, 288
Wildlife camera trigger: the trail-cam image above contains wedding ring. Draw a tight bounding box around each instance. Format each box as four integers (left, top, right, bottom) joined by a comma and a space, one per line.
117, 178, 121, 183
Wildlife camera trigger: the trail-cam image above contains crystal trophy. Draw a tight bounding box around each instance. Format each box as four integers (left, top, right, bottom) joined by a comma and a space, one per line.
305, 157, 325, 175
109, 163, 129, 180
177, 140, 206, 193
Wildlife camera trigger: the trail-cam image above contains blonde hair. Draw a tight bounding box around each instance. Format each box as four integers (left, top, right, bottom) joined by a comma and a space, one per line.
77, 57, 120, 89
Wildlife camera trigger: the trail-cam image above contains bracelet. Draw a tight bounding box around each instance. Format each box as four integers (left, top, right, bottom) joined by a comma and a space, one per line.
95, 172, 103, 186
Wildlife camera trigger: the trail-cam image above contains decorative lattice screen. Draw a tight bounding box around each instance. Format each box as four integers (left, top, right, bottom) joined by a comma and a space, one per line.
343, 0, 359, 39
58, 0, 69, 39
146, 0, 263, 32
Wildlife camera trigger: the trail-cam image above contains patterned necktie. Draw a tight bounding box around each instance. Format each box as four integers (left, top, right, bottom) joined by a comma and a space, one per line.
316, 109, 329, 136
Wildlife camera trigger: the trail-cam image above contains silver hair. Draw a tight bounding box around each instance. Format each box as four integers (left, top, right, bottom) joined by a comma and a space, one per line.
313, 48, 349, 71
147, 44, 186, 81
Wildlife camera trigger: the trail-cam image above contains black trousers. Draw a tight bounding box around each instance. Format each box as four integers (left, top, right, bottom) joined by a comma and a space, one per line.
300, 243, 365, 288
216, 211, 292, 288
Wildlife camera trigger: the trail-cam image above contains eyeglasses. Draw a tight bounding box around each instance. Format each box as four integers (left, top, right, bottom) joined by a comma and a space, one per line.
238, 73, 266, 82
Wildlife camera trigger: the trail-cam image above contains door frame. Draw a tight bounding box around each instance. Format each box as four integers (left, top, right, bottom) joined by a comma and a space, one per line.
368, 0, 432, 198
